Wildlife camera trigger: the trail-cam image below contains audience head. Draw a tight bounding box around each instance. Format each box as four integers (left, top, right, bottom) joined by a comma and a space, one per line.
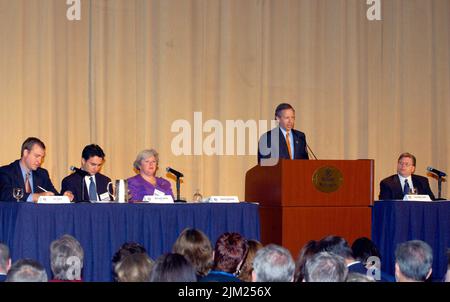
294, 240, 318, 282
50, 234, 84, 281
112, 242, 147, 280
0, 243, 11, 274
317, 235, 354, 262
20, 137, 46, 171
395, 240, 433, 282
252, 244, 295, 282
346, 272, 375, 282
238, 239, 263, 282
6, 259, 48, 282
213, 232, 249, 275
304, 252, 348, 282
115, 253, 154, 282
149, 253, 197, 282
351, 237, 381, 269
133, 149, 159, 177
172, 228, 213, 277
81, 144, 105, 176
397, 152, 416, 177
274, 103, 295, 132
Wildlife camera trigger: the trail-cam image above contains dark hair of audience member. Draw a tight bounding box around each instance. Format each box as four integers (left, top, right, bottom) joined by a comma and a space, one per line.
238, 239, 263, 282
294, 240, 318, 282
172, 228, 213, 277
317, 235, 353, 259
351, 237, 381, 266
213, 232, 249, 275
112, 242, 147, 280
149, 253, 197, 282
115, 253, 154, 282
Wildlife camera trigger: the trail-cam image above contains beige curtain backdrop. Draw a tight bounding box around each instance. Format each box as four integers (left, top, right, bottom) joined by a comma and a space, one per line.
0, 0, 448, 200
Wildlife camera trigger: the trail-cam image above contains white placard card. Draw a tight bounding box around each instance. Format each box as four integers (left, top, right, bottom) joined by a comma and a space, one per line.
403, 194, 432, 202
207, 196, 240, 203
142, 195, 174, 204
37, 196, 71, 204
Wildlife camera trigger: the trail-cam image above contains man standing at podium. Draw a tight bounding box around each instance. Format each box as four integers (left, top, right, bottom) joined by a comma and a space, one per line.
258, 103, 309, 165
379, 152, 435, 200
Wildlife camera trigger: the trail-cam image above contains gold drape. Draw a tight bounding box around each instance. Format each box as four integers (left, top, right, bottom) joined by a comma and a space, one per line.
0, 0, 448, 200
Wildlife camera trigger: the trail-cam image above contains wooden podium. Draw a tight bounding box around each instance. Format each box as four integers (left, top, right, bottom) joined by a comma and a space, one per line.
245, 159, 373, 257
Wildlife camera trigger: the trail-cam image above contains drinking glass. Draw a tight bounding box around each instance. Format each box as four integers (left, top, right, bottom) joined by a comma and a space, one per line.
193, 189, 203, 202
13, 188, 24, 202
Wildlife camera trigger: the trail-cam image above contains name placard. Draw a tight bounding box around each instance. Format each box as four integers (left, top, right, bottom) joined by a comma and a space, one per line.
403, 194, 432, 202
142, 195, 174, 204
207, 196, 240, 203
37, 196, 71, 204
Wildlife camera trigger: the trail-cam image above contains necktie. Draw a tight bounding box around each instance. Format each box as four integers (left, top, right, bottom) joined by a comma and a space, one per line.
286, 132, 293, 159
403, 179, 410, 196
25, 172, 31, 194
89, 177, 97, 201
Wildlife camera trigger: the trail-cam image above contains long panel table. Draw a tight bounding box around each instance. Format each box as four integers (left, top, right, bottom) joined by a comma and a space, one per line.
372, 200, 450, 281
0, 202, 260, 281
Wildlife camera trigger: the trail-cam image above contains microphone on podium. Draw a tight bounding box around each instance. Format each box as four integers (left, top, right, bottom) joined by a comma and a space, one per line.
306, 143, 318, 160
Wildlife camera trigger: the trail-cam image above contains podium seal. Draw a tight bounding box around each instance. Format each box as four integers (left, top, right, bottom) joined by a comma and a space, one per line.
312, 166, 344, 193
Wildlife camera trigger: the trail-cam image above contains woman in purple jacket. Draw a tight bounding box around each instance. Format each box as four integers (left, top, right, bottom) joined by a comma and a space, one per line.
127, 149, 174, 201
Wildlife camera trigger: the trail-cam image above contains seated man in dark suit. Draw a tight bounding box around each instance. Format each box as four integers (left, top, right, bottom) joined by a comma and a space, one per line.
61, 144, 111, 202
258, 103, 309, 166
0, 137, 73, 202
379, 152, 435, 200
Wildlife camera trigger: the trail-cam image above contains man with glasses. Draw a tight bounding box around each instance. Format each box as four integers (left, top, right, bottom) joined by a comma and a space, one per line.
379, 152, 435, 200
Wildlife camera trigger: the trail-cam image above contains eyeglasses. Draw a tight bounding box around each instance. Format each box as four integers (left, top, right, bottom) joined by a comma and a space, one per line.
398, 162, 413, 167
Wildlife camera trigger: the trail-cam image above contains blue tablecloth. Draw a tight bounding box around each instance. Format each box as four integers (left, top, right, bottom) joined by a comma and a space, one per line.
372, 200, 450, 281
0, 202, 260, 281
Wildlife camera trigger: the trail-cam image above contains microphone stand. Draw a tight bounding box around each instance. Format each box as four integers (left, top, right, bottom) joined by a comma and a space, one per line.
174, 176, 185, 203
436, 176, 446, 200
81, 176, 85, 202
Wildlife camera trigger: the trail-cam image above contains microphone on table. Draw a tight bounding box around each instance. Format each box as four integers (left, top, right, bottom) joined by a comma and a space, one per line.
427, 166, 447, 177
70, 166, 89, 177
166, 167, 184, 178
166, 167, 184, 203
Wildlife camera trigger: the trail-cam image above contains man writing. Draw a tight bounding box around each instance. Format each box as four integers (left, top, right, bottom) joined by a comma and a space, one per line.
61, 144, 111, 202
0, 137, 73, 202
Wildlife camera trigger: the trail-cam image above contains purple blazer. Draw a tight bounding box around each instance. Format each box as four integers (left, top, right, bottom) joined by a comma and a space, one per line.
127, 174, 174, 201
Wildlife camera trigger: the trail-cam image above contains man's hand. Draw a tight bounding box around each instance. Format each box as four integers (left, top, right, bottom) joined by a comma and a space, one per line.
63, 191, 75, 202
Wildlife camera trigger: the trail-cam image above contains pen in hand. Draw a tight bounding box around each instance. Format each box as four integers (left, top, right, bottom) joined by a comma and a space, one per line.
37, 185, 48, 193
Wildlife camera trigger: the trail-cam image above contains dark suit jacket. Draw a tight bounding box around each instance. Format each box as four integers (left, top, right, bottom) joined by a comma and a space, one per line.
379, 174, 435, 200
258, 128, 309, 164
61, 171, 111, 202
0, 160, 58, 201
0, 274, 7, 282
